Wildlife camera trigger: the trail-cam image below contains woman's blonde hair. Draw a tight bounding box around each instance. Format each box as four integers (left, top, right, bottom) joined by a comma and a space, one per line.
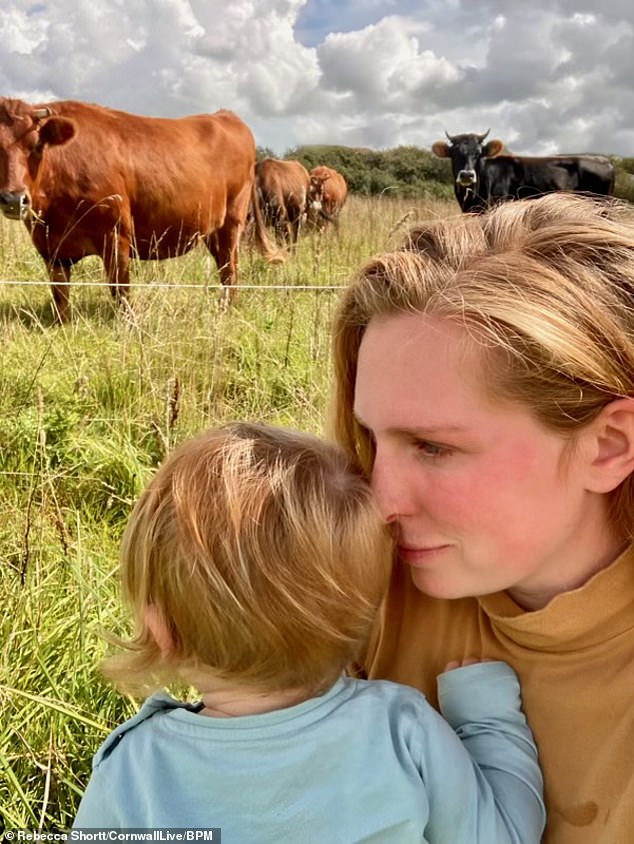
331, 193, 634, 538
104, 422, 393, 696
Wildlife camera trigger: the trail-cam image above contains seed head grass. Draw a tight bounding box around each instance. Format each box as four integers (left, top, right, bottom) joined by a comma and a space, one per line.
0, 195, 454, 826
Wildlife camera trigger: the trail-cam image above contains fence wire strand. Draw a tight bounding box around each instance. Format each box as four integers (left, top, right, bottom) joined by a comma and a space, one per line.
0, 278, 346, 291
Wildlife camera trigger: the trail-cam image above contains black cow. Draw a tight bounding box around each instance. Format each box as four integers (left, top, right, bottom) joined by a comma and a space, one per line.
432, 130, 615, 213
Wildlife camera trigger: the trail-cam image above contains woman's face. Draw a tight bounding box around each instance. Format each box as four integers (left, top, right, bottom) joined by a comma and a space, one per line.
353, 312, 616, 609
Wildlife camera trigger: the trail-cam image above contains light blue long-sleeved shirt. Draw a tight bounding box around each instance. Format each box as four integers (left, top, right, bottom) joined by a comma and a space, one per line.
74, 662, 545, 843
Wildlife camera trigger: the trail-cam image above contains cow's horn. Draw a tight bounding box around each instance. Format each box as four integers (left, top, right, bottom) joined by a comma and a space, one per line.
445, 130, 456, 143
33, 107, 51, 119
477, 129, 490, 142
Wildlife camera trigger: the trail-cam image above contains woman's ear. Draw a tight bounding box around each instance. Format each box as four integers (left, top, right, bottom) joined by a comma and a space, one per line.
584, 398, 634, 492
144, 604, 175, 657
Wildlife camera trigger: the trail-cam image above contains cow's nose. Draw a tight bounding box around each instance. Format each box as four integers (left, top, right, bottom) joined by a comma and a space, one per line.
456, 169, 476, 187
0, 191, 31, 220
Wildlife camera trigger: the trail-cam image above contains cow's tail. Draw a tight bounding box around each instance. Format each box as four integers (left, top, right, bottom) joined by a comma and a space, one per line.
250, 182, 286, 264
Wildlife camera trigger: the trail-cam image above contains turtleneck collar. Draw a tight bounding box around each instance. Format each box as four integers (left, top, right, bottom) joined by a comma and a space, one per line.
478, 543, 634, 651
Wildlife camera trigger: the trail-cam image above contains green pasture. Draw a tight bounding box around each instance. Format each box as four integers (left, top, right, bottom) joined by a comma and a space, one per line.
0, 195, 456, 828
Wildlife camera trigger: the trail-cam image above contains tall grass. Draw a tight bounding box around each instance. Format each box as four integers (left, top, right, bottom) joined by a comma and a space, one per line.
0, 195, 455, 828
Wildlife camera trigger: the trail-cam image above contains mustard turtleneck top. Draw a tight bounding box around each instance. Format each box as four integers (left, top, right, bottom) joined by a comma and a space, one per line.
366, 545, 634, 844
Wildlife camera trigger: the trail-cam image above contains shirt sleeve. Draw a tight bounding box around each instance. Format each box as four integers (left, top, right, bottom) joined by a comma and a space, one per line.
73, 765, 121, 827
72, 693, 183, 829
416, 660, 546, 844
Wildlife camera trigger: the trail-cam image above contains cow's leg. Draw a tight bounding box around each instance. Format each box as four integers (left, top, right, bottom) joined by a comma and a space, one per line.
208, 178, 253, 303
289, 207, 304, 247
103, 230, 131, 306
285, 214, 296, 248
272, 209, 286, 246
205, 221, 240, 303
48, 259, 72, 324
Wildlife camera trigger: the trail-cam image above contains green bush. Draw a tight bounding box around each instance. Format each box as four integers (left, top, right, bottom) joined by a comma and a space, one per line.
284, 143, 454, 200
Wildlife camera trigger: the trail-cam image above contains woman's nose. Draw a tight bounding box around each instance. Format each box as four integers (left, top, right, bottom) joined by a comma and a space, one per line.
371, 450, 412, 524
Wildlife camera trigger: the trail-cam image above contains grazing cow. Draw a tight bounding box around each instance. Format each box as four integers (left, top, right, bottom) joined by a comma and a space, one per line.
255, 158, 311, 247
0, 97, 282, 322
307, 166, 348, 230
432, 130, 615, 213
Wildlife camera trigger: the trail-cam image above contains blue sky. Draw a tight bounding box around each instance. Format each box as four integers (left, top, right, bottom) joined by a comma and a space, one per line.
295, 1, 424, 46
1, 1, 633, 156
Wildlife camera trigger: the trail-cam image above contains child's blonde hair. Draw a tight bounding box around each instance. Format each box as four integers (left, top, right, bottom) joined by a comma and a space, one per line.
104, 422, 393, 696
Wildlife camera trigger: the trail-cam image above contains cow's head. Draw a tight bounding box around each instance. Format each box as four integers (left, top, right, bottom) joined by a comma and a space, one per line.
0, 98, 76, 220
432, 130, 504, 196
307, 173, 329, 220
309, 173, 329, 206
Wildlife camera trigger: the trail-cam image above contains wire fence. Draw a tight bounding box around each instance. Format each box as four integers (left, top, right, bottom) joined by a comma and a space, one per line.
0, 278, 346, 291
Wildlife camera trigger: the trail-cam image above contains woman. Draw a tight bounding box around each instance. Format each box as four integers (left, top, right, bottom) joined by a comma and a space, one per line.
331, 193, 634, 844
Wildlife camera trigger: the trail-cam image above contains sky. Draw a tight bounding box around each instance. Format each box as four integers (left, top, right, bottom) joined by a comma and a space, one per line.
1, 0, 633, 157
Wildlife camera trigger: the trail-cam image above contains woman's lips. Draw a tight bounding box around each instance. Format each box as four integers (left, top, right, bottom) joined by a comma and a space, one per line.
398, 544, 450, 566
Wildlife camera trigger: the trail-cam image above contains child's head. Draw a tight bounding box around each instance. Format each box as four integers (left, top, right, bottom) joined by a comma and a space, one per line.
105, 422, 393, 697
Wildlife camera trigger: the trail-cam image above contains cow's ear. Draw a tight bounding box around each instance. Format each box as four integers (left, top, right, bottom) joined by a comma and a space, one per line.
38, 117, 76, 149
431, 140, 451, 158
484, 139, 504, 157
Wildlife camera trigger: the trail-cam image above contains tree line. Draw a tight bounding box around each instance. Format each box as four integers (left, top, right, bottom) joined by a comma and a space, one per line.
257, 144, 634, 204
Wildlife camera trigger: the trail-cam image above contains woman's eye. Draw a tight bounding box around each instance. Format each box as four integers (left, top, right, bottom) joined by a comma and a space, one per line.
414, 440, 448, 457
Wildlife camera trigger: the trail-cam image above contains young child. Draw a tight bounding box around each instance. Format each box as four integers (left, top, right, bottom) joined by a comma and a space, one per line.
74, 422, 545, 842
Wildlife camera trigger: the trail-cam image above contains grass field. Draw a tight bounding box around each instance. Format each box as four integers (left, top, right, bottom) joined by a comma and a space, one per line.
0, 194, 456, 828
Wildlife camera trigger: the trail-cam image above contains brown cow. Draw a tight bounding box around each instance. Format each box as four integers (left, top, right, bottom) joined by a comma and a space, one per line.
307, 166, 348, 231
255, 157, 311, 247
0, 97, 282, 322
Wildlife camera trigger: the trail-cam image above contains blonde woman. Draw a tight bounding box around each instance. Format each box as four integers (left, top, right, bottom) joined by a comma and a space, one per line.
74, 422, 544, 842
331, 192, 634, 844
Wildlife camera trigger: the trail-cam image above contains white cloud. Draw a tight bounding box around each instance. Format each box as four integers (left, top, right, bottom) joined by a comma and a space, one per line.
318, 16, 458, 108
0, 0, 632, 156
0, 6, 47, 54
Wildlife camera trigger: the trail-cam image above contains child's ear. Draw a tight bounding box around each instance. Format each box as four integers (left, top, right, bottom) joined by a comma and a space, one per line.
584, 398, 634, 492
144, 604, 175, 657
